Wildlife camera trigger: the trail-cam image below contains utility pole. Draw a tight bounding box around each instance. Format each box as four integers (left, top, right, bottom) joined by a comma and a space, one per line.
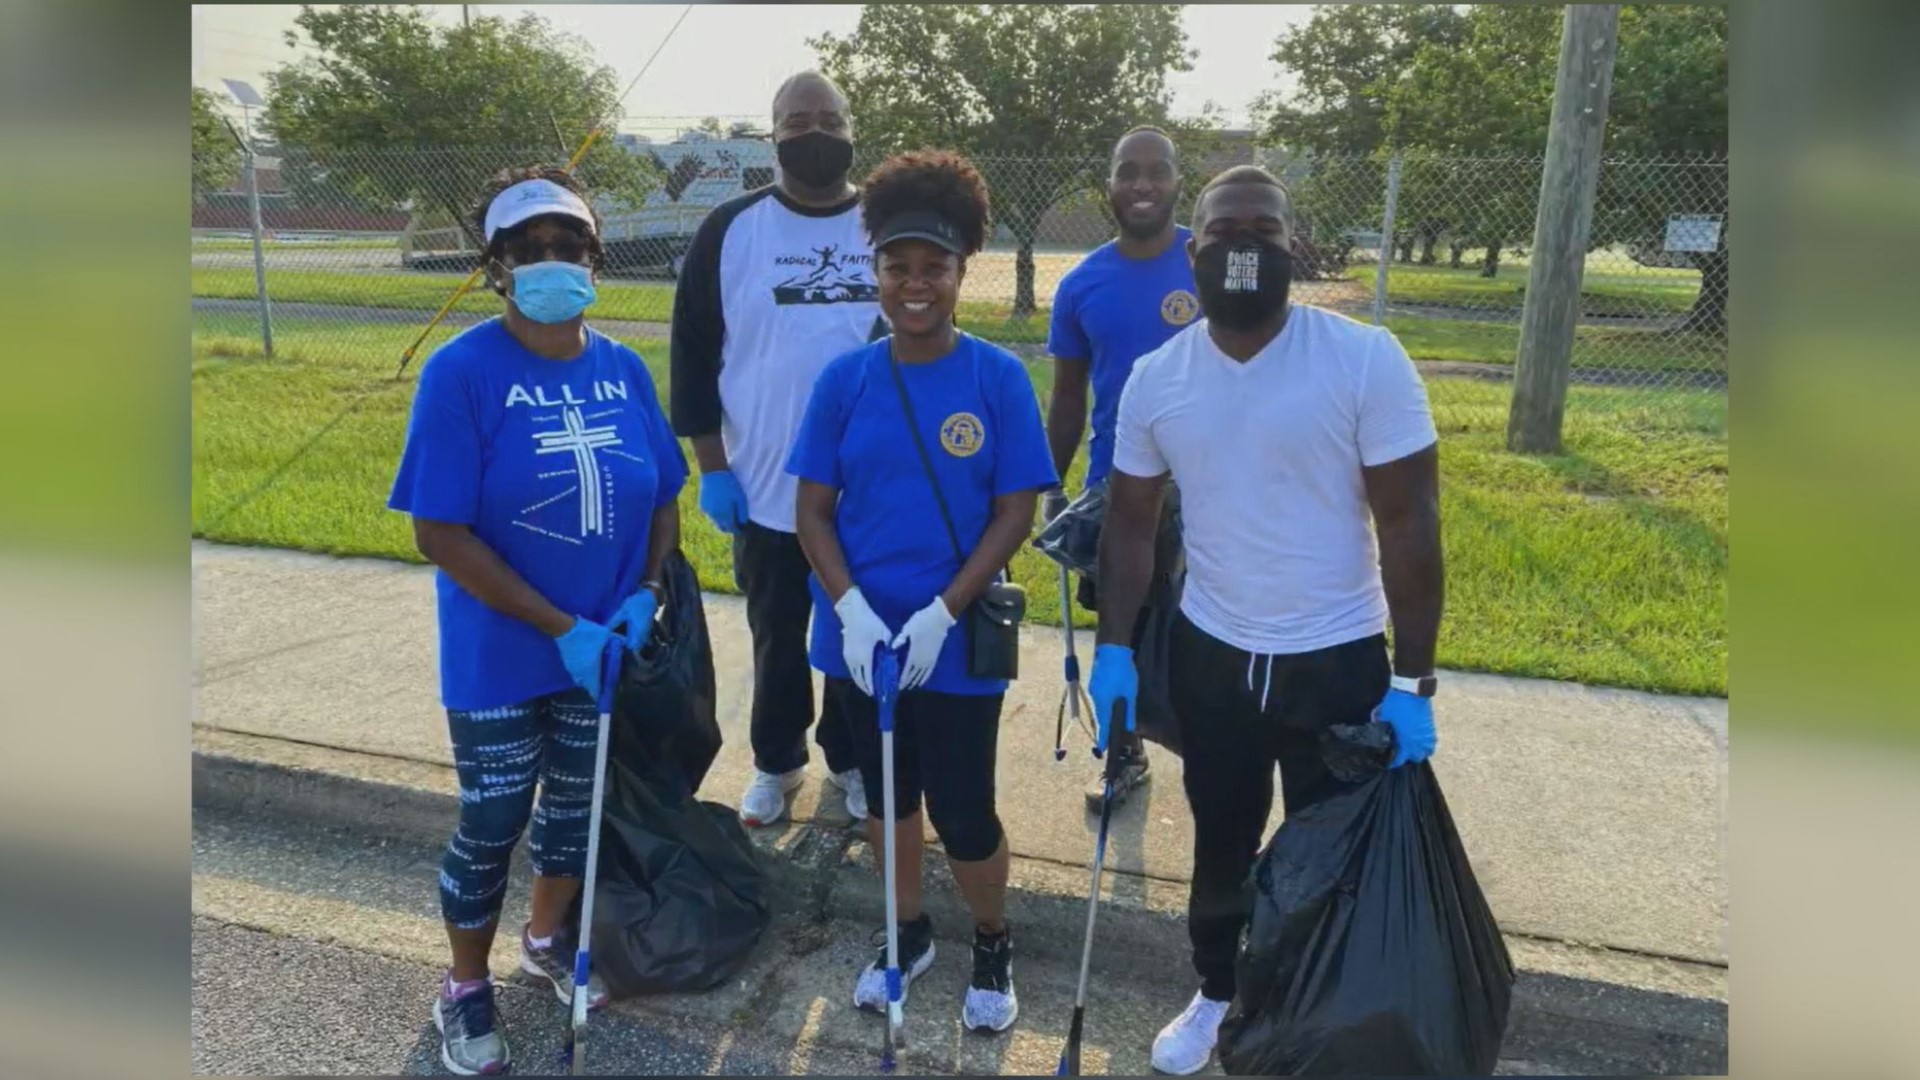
1506, 4, 1619, 454
462, 5, 471, 28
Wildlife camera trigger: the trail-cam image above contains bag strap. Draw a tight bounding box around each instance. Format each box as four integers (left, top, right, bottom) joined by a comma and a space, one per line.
886, 351, 969, 566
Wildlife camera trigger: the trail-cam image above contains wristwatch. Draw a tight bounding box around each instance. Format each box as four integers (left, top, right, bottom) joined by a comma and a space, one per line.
1390, 673, 1438, 698
641, 579, 666, 601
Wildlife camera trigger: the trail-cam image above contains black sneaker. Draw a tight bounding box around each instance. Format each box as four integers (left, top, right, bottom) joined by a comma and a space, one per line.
853, 913, 936, 1011
432, 978, 510, 1075
1085, 742, 1151, 812
962, 924, 1018, 1033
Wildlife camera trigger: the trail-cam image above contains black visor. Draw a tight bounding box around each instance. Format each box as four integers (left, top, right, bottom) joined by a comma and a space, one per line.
871, 209, 966, 255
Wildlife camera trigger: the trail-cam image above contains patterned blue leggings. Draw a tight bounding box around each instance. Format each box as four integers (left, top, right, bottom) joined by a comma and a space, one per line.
440, 689, 600, 929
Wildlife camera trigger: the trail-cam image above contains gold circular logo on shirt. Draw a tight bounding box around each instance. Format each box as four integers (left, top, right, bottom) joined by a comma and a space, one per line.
940, 412, 986, 458
1161, 289, 1199, 325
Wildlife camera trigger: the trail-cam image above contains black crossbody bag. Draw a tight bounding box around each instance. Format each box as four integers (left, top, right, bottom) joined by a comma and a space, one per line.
885, 354, 1027, 680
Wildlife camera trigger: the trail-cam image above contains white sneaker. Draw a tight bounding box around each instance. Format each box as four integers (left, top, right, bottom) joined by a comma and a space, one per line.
853, 915, 936, 1011
827, 768, 869, 820
961, 925, 1017, 1034
739, 768, 804, 827
1152, 990, 1230, 1075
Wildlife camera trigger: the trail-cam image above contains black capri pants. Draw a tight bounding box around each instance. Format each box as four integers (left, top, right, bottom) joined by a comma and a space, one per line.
826, 677, 1006, 863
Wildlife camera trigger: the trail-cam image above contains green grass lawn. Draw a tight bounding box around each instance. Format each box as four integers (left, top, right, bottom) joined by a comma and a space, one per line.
191, 266, 1050, 343
192, 237, 400, 252
193, 266, 680, 322
193, 312, 1726, 696
193, 266, 1721, 369
1347, 260, 1703, 318
1386, 316, 1725, 376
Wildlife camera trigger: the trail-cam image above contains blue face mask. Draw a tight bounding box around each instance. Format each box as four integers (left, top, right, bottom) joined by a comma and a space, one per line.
509, 261, 597, 324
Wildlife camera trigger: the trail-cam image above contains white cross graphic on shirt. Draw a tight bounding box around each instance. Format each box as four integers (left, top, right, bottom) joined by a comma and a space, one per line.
532, 406, 622, 537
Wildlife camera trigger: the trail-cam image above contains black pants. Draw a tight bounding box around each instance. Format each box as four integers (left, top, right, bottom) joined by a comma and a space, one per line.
829, 677, 1007, 862
1079, 485, 1185, 755
1170, 612, 1390, 1001
733, 521, 855, 776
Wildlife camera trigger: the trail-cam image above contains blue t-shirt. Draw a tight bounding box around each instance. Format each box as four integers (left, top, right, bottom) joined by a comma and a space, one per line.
785, 334, 1058, 696
388, 319, 689, 711
1046, 227, 1199, 485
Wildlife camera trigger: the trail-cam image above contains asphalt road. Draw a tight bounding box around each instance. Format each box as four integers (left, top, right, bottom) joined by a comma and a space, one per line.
192, 916, 902, 1077
192, 753, 1727, 1078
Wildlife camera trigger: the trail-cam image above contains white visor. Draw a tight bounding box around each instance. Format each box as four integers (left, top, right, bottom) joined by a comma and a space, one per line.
483, 178, 595, 242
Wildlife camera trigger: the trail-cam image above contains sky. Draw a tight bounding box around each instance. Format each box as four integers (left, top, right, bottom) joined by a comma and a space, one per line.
191, 3, 1311, 136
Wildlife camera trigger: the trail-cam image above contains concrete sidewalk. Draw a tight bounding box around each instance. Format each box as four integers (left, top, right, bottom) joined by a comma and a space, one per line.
193, 539, 1726, 964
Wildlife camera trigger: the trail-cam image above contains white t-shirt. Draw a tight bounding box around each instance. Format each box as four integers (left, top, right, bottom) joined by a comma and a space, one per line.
1112, 305, 1438, 655
669, 187, 885, 532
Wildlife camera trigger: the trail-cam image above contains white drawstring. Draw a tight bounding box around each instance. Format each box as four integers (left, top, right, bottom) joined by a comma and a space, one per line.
1244, 652, 1276, 713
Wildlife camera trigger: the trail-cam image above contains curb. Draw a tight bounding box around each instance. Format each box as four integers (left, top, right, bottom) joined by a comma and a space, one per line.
192, 732, 1728, 1075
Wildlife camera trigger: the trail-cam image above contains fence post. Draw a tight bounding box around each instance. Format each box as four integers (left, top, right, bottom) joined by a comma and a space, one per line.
1372, 151, 1403, 326
244, 142, 275, 357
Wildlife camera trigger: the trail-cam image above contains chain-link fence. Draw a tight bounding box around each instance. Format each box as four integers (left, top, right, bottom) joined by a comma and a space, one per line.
192, 143, 1727, 423
192, 140, 1728, 695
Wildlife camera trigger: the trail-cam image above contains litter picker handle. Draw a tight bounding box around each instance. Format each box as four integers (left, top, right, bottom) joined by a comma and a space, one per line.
875, 649, 900, 732
596, 637, 624, 716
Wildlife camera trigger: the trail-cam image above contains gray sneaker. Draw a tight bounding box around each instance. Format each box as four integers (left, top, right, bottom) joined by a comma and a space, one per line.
1084, 744, 1151, 812
518, 922, 610, 1010
433, 980, 509, 1076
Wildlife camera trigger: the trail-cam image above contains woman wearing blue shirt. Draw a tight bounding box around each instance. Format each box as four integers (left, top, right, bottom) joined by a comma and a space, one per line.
787, 150, 1058, 1035
388, 165, 688, 1075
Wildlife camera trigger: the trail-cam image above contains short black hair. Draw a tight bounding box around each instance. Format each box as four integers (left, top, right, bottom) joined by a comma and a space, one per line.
1191, 164, 1292, 232
469, 164, 605, 295
860, 150, 992, 258
1112, 125, 1178, 164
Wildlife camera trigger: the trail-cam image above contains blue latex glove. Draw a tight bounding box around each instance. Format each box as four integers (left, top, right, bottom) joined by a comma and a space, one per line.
1376, 688, 1437, 768
554, 617, 617, 699
698, 471, 750, 535
1087, 644, 1139, 756
609, 588, 659, 651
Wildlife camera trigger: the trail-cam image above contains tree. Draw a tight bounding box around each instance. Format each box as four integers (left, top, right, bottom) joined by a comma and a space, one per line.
1600, 3, 1728, 332
1386, 5, 1727, 318
1385, 5, 1562, 276
1256, 4, 1467, 153
1253, 6, 1471, 273
191, 86, 243, 199
264, 5, 656, 245
812, 4, 1195, 318
693, 116, 725, 137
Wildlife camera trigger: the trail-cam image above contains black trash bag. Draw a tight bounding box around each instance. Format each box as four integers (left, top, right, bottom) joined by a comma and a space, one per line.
1128, 558, 1184, 755
1033, 483, 1108, 578
567, 551, 772, 997
1034, 482, 1186, 755
614, 548, 721, 793
1218, 722, 1515, 1076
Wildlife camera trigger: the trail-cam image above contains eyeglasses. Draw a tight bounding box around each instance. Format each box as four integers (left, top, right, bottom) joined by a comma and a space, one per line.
500, 233, 593, 266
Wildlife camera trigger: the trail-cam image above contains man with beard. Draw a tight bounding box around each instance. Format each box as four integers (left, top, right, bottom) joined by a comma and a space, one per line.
672, 71, 883, 827
1087, 165, 1443, 1075
1042, 126, 1198, 809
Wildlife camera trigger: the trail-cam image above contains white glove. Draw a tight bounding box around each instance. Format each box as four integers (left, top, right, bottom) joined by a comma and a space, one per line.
835, 587, 894, 696
892, 597, 958, 691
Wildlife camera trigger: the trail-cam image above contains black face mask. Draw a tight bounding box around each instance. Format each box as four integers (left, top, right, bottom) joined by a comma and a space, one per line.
1193, 234, 1292, 331
777, 130, 854, 189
